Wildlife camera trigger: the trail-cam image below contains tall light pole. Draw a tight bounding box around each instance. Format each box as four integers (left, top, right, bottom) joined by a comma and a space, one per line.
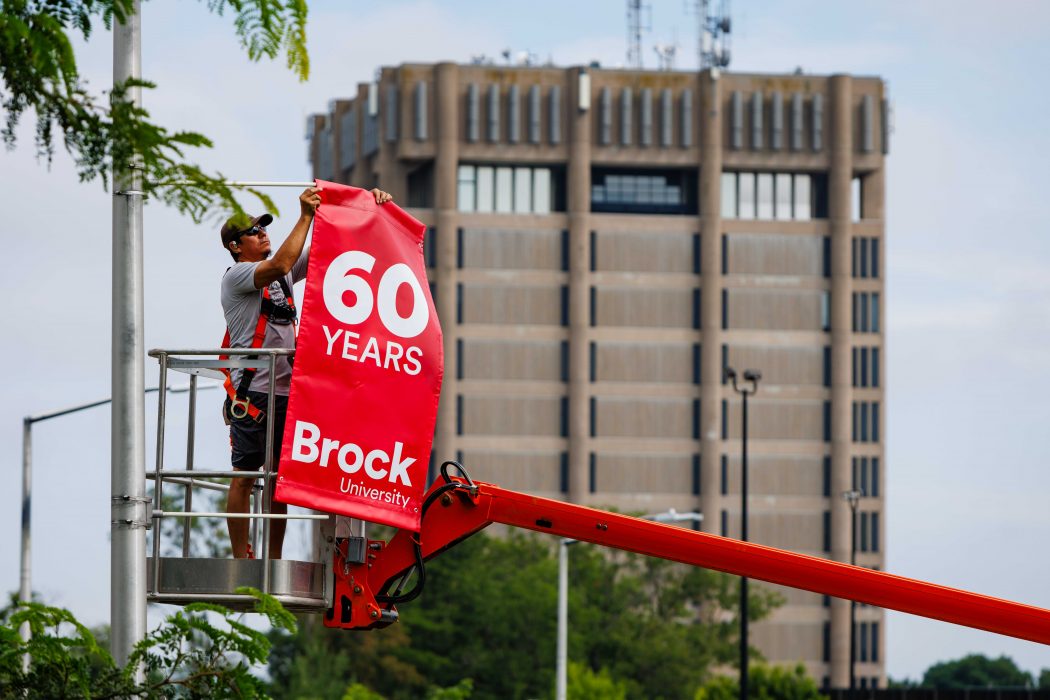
555, 509, 702, 700
19, 382, 214, 668
725, 366, 760, 700
843, 489, 862, 693
112, 0, 146, 669
555, 536, 576, 700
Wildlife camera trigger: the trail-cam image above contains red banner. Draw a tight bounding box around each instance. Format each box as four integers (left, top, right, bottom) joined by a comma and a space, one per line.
275, 181, 442, 531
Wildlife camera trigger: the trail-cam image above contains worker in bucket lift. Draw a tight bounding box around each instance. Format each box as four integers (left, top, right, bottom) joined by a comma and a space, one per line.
219, 185, 394, 559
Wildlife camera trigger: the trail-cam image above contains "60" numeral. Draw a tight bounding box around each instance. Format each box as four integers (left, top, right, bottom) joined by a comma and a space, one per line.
322, 250, 429, 339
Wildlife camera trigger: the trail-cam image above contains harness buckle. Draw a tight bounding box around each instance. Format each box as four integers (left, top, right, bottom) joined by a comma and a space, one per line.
229, 397, 252, 420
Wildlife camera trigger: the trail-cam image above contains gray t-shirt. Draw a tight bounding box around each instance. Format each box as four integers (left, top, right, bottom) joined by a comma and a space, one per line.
221, 249, 309, 396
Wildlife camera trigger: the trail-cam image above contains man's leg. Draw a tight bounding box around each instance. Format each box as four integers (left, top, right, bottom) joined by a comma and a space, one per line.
268, 490, 287, 560
267, 395, 289, 560
227, 474, 255, 558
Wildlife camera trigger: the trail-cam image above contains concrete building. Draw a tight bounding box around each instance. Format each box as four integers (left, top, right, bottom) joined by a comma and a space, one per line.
306, 61, 888, 688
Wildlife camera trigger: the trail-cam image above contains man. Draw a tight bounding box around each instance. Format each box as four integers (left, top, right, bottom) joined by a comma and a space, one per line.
219, 185, 393, 559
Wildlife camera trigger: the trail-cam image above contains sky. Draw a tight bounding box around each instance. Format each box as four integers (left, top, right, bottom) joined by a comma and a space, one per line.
3, 0, 1050, 683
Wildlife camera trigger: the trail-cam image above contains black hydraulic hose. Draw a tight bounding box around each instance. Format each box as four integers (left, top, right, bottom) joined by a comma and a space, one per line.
376, 462, 477, 605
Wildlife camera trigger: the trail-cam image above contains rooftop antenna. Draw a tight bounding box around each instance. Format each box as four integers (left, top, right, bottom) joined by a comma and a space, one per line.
696, 0, 731, 73
654, 42, 677, 71
626, 0, 651, 69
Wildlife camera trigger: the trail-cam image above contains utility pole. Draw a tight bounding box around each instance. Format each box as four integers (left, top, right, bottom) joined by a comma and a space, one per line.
111, 0, 147, 669
726, 366, 761, 700
555, 510, 701, 700
844, 489, 863, 693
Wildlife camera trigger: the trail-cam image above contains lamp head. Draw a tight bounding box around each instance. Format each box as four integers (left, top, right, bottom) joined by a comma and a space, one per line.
723, 366, 737, 382
743, 369, 762, 383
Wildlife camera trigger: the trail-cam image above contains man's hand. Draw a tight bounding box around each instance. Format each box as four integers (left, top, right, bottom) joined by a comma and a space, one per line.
371, 188, 393, 204
300, 187, 322, 218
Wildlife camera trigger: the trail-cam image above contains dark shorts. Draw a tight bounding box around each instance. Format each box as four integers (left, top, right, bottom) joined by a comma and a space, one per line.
228, 391, 289, 470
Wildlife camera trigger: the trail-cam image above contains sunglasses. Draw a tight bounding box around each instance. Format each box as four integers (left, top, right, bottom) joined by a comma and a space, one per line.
234, 225, 267, 240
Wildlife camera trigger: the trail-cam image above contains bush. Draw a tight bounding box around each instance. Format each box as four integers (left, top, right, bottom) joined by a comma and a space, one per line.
0, 587, 295, 698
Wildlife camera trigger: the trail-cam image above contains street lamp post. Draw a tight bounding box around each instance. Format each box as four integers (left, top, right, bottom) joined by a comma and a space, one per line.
555, 537, 575, 700
843, 489, 862, 693
555, 508, 702, 700
18, 382, 216, 666
725, 366, 761, 700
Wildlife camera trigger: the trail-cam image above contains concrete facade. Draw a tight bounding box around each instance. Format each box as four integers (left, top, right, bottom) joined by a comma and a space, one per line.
306, 62, 888, 688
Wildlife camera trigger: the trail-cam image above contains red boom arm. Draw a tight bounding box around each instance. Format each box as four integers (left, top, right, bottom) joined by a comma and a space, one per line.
324, 474, 1050, 646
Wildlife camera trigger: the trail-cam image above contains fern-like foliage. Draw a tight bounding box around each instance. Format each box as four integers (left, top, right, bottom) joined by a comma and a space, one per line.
205, 0, 310, 80
0, 588, 298, 698
0, 0, 309, 223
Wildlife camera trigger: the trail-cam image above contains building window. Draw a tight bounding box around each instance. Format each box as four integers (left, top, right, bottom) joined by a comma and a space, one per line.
852, 176, 863, 222
852, 401, 880, 443
858, 510, 881, 552
795, 174, 812, 219
871, 622, 880, 663
591, 167, 698, 215
513, 167, 532, 213
852, 237, 881, 278
534, 169, 552, 213
852, 346, 881, 388
720, 172, 737, 218
852, 293, 881, 333
495, 167, 513, 212
756, 173, 774, 219
852, 456, 880, 497
457, 163, 562, 214
823, 510, 831, 552
720, 454, 728, 495
457, 165, 476, 212
721, 171, 826, 220
738, 173, 755, 219
407, 162, 434, 208
775, 173, 792, 221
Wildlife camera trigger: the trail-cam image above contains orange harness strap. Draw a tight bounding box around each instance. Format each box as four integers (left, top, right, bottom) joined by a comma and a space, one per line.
219, 282, 297, 422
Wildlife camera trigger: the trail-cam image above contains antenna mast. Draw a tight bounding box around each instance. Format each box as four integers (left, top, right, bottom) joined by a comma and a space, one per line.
626, 0, 650, 69
696, 0, 732, 71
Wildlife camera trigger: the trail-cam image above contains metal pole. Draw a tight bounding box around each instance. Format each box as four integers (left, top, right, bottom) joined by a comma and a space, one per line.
151, 354, 169, 594
726, 367, 759, 700
556, 539, 570, 700
19, 418, 31, 670
554, 510, 698, 700
740, 388, 748, 700
111, 0, 146, 669
17, 380, 211, 667
181, 374, 197, 557
850, 494, 858, 693
154, 180, 314, 188
261, 354, 277, 591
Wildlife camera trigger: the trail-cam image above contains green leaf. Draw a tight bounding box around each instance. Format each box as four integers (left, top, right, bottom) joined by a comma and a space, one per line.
1, 0, 311, 222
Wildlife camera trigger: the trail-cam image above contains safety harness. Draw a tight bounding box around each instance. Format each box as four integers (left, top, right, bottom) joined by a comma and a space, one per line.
220, 276, 297, 422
